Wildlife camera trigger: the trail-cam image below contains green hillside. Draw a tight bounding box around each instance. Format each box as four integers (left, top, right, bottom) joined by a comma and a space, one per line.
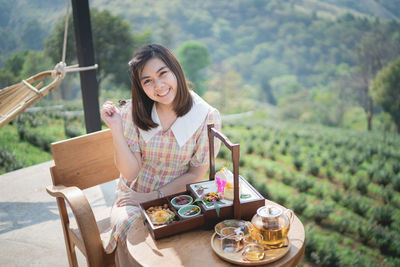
1, 0, 399, 131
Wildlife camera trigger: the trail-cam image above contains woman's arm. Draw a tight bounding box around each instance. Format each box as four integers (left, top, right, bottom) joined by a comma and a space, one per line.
116, 164, 208, 207
111, 131, 142, 183
101, 101, 142, 184
157, 164, 209, 196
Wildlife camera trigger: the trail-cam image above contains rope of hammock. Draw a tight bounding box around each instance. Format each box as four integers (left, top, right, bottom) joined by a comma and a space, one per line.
51, 0, 98, 79
0, 0, 98, 129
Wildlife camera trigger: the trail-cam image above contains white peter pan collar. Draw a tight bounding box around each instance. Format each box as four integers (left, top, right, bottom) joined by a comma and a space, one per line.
138, 91, 211, 147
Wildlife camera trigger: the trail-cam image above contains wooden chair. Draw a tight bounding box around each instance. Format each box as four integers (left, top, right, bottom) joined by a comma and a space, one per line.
46, 129, 119, 267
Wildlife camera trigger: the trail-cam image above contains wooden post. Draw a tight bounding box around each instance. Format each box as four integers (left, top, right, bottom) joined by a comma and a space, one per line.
71, 0, 101, 133
207, 124, 241, 219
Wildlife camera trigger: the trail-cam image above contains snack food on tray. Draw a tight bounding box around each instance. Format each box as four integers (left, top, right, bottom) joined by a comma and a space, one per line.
146, 204, 175, 225
204, 192, 223, 202
224, 182, 235, 201
215, 167, 242, 200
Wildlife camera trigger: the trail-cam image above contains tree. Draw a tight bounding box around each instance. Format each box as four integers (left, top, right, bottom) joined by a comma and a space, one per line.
0, 50, 30, 87
354, 27, 400, 131
21, 19, 47, 51
371, 58, 400, 133
44, 10, 150, 92
177, 41, 211, 96
260, 76, 276, 105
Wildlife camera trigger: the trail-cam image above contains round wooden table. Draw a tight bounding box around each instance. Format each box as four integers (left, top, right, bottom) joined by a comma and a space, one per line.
127, 200, 305, 267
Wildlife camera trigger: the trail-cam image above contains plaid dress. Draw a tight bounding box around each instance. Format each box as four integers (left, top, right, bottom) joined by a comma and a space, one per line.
104, 93, 221, 252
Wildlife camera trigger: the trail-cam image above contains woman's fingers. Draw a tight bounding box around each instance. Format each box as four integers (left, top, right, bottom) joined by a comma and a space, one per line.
102, 102, 116, 116
116, 192, 138, 207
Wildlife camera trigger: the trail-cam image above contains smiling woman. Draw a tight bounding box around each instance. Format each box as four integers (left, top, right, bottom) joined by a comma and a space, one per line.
100, 43, 221, 266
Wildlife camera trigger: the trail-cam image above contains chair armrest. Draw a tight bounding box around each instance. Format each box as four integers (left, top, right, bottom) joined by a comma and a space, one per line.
46, 184, 105, 259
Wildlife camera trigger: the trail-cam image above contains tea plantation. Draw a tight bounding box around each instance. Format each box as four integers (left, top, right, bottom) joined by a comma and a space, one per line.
216, 116, 400, 266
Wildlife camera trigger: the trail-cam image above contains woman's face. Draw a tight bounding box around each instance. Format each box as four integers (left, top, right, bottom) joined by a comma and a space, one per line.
140, 57, 177, 109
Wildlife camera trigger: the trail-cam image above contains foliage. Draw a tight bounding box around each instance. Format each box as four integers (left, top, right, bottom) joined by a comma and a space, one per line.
291, 194, 308, 215
371, 57, 400, 133
177, 40, 210, 96
0, 146, 24, 172
44, 10, 151, 89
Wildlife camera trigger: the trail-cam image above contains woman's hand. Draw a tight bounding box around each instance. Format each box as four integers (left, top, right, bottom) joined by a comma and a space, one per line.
116, 191, 157, 207
101, 101, 123, 132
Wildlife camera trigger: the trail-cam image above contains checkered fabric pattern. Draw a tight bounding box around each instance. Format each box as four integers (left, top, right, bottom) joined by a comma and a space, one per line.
104, 99, 221, 252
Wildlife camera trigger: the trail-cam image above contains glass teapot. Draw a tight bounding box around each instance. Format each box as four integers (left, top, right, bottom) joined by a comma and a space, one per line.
250, 205, 294, 247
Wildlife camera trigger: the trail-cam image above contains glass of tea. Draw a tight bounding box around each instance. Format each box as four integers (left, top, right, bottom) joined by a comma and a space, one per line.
242, 243, 265, 261
242, 229, 264, 261
219, 227, 244, 253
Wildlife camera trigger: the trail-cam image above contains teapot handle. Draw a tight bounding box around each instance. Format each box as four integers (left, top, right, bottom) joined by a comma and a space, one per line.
285, 209, 294, 225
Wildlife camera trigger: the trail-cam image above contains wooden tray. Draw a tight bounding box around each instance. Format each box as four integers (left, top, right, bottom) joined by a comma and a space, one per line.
140, 192, 205, 240
210, 233, 290, 266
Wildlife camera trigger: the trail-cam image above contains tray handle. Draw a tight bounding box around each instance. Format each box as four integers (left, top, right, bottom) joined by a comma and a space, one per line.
207, 124, 241, 219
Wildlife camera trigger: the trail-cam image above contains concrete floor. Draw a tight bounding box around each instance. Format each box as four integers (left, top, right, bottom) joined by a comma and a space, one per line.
0, 161, 117, 267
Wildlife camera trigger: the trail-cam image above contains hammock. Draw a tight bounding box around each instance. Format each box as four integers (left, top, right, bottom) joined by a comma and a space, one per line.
0, 0, 97, 129
0, 70, 62, 128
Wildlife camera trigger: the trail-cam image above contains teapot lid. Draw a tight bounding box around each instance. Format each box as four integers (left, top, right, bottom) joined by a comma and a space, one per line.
257, 205, 282, 218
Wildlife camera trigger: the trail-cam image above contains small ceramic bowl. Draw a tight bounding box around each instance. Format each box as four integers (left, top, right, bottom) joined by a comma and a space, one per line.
170, 195, 193, 210
178, 205, 201, 219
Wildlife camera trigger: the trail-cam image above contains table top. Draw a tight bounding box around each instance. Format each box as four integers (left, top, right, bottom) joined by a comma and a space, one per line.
127, 200, 305, 267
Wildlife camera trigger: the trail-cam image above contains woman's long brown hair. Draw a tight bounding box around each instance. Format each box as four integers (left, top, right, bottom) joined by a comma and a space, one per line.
129, 44, 193, 131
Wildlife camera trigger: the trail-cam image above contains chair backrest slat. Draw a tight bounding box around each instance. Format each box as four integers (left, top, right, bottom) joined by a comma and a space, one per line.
51, 129, 119, 189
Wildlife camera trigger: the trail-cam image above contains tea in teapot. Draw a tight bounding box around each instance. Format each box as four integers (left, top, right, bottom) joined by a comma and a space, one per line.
251, 205, 294, 247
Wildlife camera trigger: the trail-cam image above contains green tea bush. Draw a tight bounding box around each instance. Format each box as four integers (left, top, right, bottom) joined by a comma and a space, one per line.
349, 196, 369, 216
332, 216, 352, 234
246, 143, 254, 154
293, 157, 303, 170
326, 168, 334, 181
0, 147, 24, 172
391, 160, 400, 175
320, 155, 328, 167
329, 149, 337, 159
372, 226, 398, 256
311, 241, 341, 267
281, 173, 294, 185
394, 174, 400, 192
372, 206, 394, 227
23, 129, 56, 151
375, 169, 392, 187
217, 146, 229, 160
348, 164, 358, 175
290, 147, 300, 157
305, 227, 318, 258
381, 186, 394, 204
342, 176, 352, 190
65, 125, 83, 138
357, 224, 374, 244
279, 145, 287, 155
367, 165, 377, 180
291, 194, 308, 215
330, 189, 343, 203
310, 202, 333, 224
295, 177, 314, 193
256, 183, 270, 198
265, 168, 276, 178
355, 176, 369, 195
275, 194, 288, 206
308, 160, 320, 177
333, 158, 343, 172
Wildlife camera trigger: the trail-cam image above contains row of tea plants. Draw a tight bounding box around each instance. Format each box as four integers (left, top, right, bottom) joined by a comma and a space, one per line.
0, 104, 87, 174
216, 116, 400, 267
